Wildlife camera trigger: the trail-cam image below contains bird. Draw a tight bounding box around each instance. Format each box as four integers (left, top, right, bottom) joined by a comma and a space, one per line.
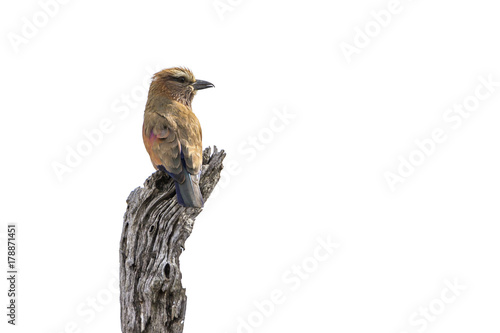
142, 67, 214, 208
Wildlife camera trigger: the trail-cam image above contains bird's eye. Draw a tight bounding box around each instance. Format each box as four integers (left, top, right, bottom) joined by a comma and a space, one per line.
175, 77, 186, 83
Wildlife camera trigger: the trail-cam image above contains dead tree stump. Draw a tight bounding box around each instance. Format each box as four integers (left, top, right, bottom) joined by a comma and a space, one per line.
119, 146, 225, 333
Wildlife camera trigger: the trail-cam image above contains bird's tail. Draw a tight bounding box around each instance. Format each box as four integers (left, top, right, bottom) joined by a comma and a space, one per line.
174, 168, 204, 208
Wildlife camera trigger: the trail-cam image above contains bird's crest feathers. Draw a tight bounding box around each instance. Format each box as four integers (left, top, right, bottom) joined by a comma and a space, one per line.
152, 67, 195, 83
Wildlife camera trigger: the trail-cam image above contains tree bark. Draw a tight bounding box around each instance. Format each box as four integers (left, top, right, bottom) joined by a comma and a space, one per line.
119, 146, 225, 333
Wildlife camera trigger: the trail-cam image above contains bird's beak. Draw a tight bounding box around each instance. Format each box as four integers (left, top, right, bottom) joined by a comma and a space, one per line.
192, 79, 215, 90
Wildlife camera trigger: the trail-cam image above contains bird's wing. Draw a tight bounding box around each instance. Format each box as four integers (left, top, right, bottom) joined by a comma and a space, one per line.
143, 107, 202, 176
143, 111, 182, 175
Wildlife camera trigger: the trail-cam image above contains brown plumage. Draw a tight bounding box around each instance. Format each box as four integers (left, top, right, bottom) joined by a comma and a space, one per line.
142, 67, 214, 207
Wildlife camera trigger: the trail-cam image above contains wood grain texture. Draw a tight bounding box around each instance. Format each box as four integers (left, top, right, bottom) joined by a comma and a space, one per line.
119, 146, 225, 333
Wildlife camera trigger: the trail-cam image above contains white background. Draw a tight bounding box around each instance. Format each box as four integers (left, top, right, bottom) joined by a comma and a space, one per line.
1, 0, 500, 332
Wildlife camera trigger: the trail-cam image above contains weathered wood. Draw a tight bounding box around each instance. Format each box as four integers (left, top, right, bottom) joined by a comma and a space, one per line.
119, 146, 225, 333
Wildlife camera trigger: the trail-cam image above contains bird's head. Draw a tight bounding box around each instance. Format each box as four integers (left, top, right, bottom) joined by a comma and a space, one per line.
150, 67, 214, 108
